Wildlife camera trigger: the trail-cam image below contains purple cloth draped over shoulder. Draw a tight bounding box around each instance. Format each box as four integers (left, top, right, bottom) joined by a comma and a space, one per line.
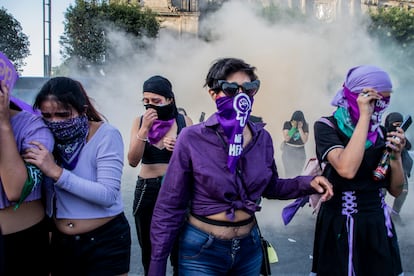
0, 111, 54, 209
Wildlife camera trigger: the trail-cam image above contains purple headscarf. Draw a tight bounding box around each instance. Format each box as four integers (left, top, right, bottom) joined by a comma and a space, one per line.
331, 65, 392, 107
331, 65, 392, 144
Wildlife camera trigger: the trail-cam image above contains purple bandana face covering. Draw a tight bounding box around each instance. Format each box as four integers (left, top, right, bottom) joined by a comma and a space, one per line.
343, 87, 390, 143
216, 93, 253, 173
147, 119, 175, 145
45, 115, 89, 170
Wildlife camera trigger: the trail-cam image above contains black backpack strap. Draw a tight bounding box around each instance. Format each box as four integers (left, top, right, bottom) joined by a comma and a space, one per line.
176, 113, 186, 134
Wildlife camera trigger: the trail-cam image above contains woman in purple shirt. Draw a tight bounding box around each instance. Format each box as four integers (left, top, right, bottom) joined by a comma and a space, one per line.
0, 80, 54, 276
149, 58, 334, 275
23, 77, 131, 276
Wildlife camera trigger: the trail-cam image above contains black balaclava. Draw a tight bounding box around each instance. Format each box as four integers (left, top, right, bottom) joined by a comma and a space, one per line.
385, 112, 403, 132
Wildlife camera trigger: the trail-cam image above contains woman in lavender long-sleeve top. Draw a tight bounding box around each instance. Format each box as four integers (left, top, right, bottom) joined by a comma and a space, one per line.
23, 77, 131, 276
0, 80, 54, 276
148, 58, 334, 276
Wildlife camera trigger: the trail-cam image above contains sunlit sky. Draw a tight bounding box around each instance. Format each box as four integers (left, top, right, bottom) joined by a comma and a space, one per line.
1, 0, 75, 76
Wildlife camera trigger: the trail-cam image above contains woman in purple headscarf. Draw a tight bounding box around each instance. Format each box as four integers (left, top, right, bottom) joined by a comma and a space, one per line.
311, 65, 406, 276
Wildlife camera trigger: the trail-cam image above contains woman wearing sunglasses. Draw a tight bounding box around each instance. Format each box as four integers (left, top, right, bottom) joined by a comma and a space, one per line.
149, 57, 333, 275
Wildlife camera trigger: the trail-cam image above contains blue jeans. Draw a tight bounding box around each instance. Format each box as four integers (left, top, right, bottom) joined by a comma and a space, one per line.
178, 223, 262, 276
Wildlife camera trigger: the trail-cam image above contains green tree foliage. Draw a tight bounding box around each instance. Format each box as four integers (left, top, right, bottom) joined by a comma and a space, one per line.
60, 0, 159, 70
369, 7, 414, 46
0, 7, 30, 73
60, 1, 104, 68
368, 7, 414, 70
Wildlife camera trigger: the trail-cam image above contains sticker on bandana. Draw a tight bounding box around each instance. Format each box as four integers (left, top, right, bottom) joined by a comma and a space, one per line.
233, 93, 252, 128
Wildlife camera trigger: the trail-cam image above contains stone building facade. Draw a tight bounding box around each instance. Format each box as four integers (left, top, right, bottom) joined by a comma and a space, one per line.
132, 0, 201, 35
134, 0, 413, 34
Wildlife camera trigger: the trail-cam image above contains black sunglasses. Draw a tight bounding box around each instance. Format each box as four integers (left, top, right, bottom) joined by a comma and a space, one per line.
216, 80, 260, 97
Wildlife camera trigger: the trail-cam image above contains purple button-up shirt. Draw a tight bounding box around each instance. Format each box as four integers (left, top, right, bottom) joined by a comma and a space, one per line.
149, 114, 315, 275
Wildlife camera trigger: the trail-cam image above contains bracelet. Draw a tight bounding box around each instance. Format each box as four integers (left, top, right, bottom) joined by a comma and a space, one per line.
136, 133, 148, 142
390, 154, 396, 160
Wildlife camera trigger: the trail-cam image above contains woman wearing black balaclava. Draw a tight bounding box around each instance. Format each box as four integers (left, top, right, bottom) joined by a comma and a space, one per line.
384, 112, 412, 226
127, 75, 193, 275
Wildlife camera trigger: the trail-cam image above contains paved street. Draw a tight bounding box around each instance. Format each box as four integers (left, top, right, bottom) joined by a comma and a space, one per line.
122, 167, 414, 276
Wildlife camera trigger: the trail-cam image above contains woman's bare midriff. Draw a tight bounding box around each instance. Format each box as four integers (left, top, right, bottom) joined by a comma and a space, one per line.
0, 200, 45, 235
207, 210, 252, 222
139, 163, 168, 179
189, 210, 255, 240
55, 215, 117, 235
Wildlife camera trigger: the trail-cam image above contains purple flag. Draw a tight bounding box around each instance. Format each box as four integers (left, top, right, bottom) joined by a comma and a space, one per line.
282, 196, 309, 225
0, 51, 19, 90
0, 51, 39, 115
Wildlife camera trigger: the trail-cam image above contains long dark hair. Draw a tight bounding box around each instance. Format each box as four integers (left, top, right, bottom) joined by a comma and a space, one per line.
291, 110, 306, 123
33, 77, 104, 122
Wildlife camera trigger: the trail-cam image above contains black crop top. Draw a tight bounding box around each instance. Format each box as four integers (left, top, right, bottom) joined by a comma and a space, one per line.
141, 114, 186, 164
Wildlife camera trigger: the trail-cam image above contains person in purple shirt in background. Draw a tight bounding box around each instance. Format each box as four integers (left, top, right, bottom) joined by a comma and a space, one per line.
0, 80, 54, 276
23, 77, 131, 276
149, 57, 334, 276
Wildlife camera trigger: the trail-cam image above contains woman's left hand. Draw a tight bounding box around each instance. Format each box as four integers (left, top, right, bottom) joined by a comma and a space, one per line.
310, 176, 334, 202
